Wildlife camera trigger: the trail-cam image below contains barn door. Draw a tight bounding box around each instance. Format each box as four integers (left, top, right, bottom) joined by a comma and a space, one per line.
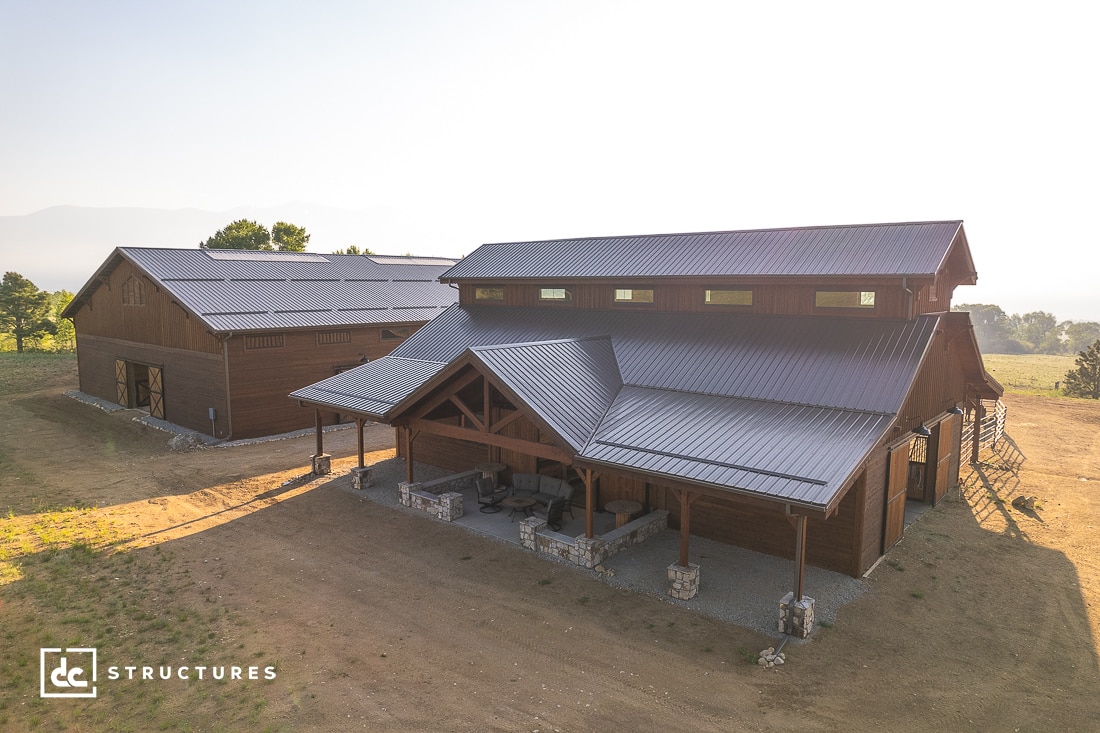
115, 359, 129, 407
884, 442, 910, 551
148, 366, 165, 420
933, 416, 957, 504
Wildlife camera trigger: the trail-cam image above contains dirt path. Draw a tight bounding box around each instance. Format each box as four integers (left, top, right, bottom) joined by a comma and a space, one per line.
2, 358, 1099, 731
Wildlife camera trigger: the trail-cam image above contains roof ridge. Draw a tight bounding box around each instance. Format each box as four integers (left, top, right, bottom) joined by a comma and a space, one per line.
470, 334, 613, 352
481, 220, 963, 247
619, 383, 897, 418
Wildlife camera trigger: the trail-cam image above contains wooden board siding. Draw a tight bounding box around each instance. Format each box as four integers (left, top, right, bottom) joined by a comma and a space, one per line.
72, 258, 219, 354
859, 451, 888, 572
633, 477, 861, 576
398, 430, 485, 474
229, 325, 420, 439
75, 334, 227, 436
884, 445, 910, 551
933, 414, 960, 503
461, 279, 914, 319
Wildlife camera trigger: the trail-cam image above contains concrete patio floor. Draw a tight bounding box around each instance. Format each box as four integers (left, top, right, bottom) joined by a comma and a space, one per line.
345, 459, 871, 639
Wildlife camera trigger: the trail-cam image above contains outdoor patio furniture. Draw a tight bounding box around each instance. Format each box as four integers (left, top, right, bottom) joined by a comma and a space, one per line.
512, 473, 575, 518
533, 496, 565, 531
476, 477, 508, 513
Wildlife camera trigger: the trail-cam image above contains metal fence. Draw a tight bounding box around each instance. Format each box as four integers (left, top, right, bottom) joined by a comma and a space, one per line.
962, 399, 1007, 455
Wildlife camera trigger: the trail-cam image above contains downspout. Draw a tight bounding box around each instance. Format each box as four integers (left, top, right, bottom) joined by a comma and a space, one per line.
221, 333, 234, 440
902, 277, 914, 320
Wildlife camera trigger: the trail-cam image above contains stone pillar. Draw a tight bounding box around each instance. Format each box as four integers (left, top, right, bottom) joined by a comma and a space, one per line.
311, 453, 332, 476
520, 516, 545, 550
437, 492, 463, 522
779, 592, 816, 638
667, 563, 700, 600
573, 535, 605, 568
398, 482, 420, 507
351, 466, 373, 490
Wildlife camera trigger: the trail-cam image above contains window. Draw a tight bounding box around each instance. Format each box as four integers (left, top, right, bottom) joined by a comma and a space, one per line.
613, 288, 654, 303
317, 330, 351, 345
381, 326, 410, 341
539, 287, 571, 301
475, 287, 504, 302
705, 289, 753, 306
122, 277, 145, 306
244, 334, 284, 350
815, 290, 876, 309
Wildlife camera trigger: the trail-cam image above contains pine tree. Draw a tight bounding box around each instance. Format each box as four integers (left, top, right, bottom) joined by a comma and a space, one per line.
1063, 340, 1100, 399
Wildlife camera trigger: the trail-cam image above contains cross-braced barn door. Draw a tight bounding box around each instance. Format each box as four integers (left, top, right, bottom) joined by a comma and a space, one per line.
147, 366, 165, 420
115, 359, 128, 407
884, 442, 910, 550
933, 415, 957, 503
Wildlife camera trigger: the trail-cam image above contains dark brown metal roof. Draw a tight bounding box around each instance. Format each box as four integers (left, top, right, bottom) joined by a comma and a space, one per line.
291, 304, 950, 512
441, 221, 965, 281
470, 337, 622, 452
64, 247, 458, 331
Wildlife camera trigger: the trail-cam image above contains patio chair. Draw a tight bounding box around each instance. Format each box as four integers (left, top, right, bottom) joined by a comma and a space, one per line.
534, 496, 564, 531
476, 477, 508, 513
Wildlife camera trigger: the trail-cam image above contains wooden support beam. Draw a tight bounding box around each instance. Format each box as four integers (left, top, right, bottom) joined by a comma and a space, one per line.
448, 395, 484, 432
793, 513, 807, 601
407, 418, 573, 465
673, 489, 701, 567
404, 427, 415, 484
488, 409, 525, 435
584, 469, 594, 539
406, 370, 481, 420
356, 417, 365, 469
970, 400, 984, 464
314, 409, 324, 456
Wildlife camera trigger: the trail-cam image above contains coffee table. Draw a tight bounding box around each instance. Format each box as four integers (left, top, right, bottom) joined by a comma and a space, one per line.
501, 495, 536, 522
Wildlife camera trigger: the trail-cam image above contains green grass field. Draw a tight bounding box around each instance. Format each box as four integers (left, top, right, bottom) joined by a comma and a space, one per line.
982, 353, 1077, 396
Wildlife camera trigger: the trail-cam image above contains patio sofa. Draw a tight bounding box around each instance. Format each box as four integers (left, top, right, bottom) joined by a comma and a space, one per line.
511, 473, 575, 518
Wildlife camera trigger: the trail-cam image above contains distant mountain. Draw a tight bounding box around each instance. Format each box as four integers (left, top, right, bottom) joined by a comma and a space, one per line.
0, 203, 462, 292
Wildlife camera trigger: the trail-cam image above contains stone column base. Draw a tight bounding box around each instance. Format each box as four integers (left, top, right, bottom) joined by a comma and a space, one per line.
779, 592, 815, 638
311, 453, 332, 475
351, 466, 373, 489
667, 563, 700, 600
437, 491, 463, 522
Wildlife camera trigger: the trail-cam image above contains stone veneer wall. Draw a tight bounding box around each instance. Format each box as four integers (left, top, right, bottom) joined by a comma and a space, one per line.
398, 469, 478, 522
519, 510, 669, 569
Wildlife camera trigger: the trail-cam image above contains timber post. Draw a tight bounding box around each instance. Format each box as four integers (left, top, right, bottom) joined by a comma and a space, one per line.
311, 408, 331, 475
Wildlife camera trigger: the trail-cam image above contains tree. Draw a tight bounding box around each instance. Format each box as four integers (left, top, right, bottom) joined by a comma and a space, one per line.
272, 221, 310, 252
1063, 321, 1100, 354
1063, 340, 1100, 399
0, 272, 56, 353
51, 290, 76, 351
332, 245, 375, 255
954, 303, 1019, 353
1012, 311, 1061, 354
200, 220, 272, 250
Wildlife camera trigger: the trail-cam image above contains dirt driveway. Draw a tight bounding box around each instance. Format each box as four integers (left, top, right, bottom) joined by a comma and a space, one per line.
2, 355, 1099, 731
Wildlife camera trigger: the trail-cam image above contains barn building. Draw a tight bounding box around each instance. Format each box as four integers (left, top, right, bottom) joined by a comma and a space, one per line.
63, 248, 457, 439
291, 221, 1002, 626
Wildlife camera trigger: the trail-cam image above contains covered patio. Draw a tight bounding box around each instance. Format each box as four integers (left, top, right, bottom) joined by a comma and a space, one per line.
342, 456, 869, 638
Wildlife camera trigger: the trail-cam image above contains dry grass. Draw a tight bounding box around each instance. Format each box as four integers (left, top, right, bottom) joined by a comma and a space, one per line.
982, 353, 1078, 396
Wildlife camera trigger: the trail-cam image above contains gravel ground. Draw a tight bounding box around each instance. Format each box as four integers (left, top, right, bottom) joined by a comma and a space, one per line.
354, 456, 869, 639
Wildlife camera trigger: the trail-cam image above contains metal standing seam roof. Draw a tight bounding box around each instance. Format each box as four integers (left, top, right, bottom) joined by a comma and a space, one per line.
292, 304, 948, 511
65, 247, 458, 331
582, 387, 895, 511
469, 337, 623, 452
391, 305, 939, 414
289, 356, 447, 416
441, 221, 965, 280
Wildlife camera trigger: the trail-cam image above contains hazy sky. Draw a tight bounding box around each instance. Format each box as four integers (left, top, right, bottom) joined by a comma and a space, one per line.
2, 1, 1097, 319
